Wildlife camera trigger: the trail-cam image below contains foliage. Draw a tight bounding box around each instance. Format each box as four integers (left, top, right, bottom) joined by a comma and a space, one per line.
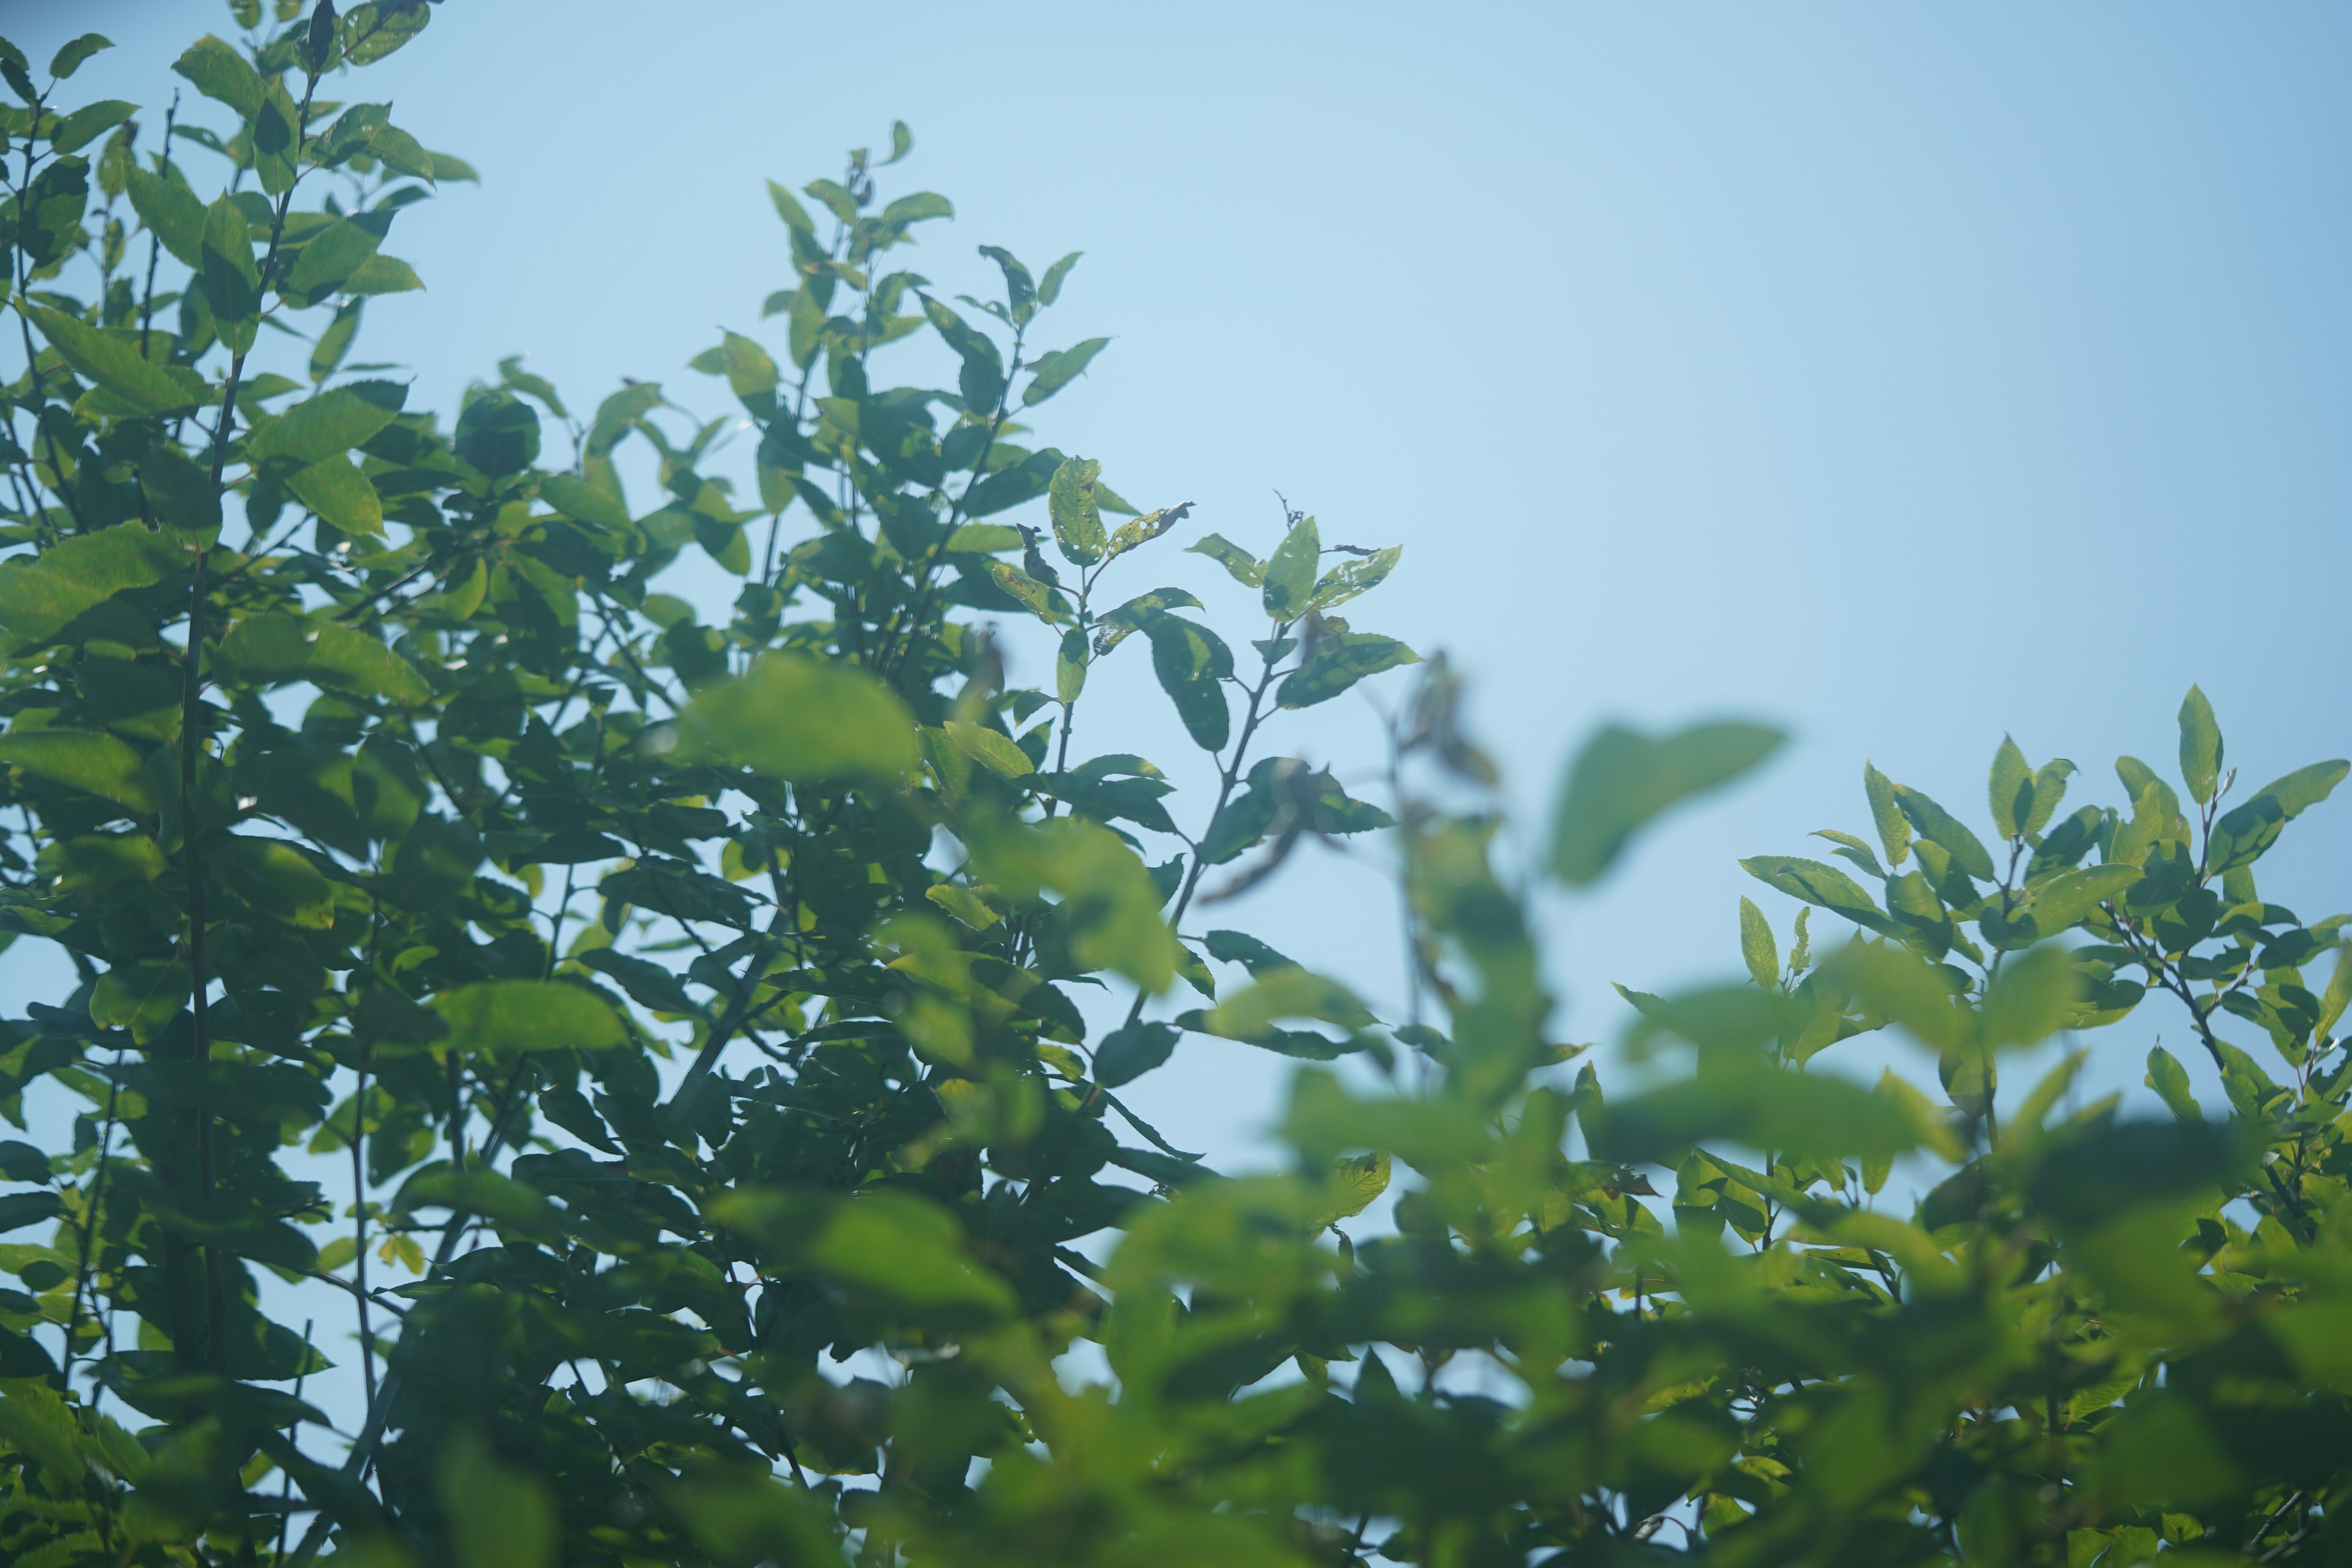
0, 7, 2348, 1567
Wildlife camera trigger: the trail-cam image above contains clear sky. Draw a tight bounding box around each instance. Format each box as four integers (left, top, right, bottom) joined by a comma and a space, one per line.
6, 0, 2350, 1168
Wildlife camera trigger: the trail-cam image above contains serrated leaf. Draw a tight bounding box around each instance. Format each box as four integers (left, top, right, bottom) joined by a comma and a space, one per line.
0, 729, 157, 813
0, 523, 183, 650
217, 613, 429, 704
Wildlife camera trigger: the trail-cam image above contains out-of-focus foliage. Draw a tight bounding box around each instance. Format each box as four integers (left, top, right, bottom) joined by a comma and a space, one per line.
0, 6, 2347, 1567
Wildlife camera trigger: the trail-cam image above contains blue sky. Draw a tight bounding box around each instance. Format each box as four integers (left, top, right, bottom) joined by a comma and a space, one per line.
8, 0, 2351, 1166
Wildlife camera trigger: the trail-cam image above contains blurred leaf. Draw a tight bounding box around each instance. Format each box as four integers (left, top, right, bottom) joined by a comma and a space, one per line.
0, 729, 157, 812
668, 654, 920, 782
432, 980, 627, 1055
1550, 720, 1784, 886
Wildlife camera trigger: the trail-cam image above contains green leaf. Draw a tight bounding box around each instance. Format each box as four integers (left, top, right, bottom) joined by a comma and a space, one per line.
766, 179, 815, 233
2144, 1046, 2201, 1123
1893, 785, 1996, 883
1988, 736, 2032, 840
2022, 757, 2075, 837
1549, 720, 1784, 886
1047, 456, 1107, 565
1186, 532, 1264, 589
0, 522, 183, 650
919, 295, 1005, 412
1037, 251, 1082, 306
341, 2, 434, 65
455, 391, 541, 475
245, 382, 405, 466
341, 253, 422, 295
437, 1429, 559, 1568
1981, 864, 2141, 948
49, 33, 113, 78
714, 1188, 1014, 1316
944, 720, 1033, 780
1276, 631, 1418, 710
985, 560, 1068, 624
2205, 760, 2348, 874
972, 815, 1178, 990
2177, 685, 2223, 805
2317, 942, 2352, 1045
1310, 546, 1400, 611
880, 190, 952, 227
432, 980, 628, 1055
214, 836, 336, 929
285, 453, 383, 535
1864, 761, 1910, 868
1144, 615, 1232, 752
173, 36, 262, 120
1738, 896, 1778, 989
1094, 1022, 1178, 1088
124, 162, 205, 268
282, 212, 391, 302
217, 613, 429, 704
667, 654, 921, 783
0, 730, 157, 813
140, 443, 223, 539
26, 306, 202, 415
90, 960, 188, 1044
1022, 337, 1109, 406
1740, 856, 1897, 935
1055, 627, 1088, 705
538, 473, 631, 533
1591, 1060, 1922, 1164
1317, 1150, 1391, 1227
200, 196, 261, 341
1195, 967, 1375, 1039
1980, 944, 2080, 1050
1261, 514, 1319, 622
50, 99, 135, 156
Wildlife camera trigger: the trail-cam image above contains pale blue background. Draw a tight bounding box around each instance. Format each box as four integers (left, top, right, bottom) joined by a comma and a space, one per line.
6, 2, 2349, 1165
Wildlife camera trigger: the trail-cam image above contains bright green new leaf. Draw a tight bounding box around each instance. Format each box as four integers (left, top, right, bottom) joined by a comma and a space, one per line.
0, 729, 158, 813
1197, 966, 1376, 1039
1049, 456, 1108, 565
2177, 685, 2223, 805
432, 980, 628, 1055
1863, 761, 1910, 868
1261, 514, 1319, 622
2144, 1046, 2201, 1123
1550, 720, 1784, 886
1319, 1150, 1392, 1227
668, 654, 919, 782
1738, 897, 1779, 990
944, 720, 1033, 780
1989, 736, 2032, 840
